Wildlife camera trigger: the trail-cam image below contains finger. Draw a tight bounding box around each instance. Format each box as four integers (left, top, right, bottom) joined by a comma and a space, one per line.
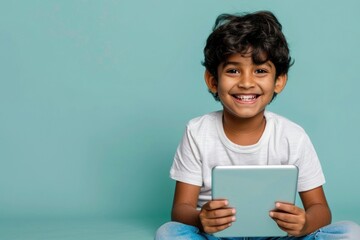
202, 216, 235, 234
274, 202, 299, 214
206, 208, 236, 219
205, 215, 236, 227
203, 221, 233, 234
269, 211, 298, 223
274, 218, 299, 230
270, 213, 305, 236
203, 199, 229, 210
274, 220, 304, 237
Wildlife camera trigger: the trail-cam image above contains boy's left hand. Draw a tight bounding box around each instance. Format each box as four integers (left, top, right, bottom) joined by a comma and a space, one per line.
269, 202, 307, 237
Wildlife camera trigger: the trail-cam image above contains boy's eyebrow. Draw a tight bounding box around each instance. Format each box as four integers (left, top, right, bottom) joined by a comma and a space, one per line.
222, 61, 240, 67
259, 62, 274, 68
222, 61, 274, 68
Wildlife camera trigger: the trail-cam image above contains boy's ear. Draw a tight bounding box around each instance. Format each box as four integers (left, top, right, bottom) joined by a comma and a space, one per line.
204, 70, 218, 94
274, 74, 287, 94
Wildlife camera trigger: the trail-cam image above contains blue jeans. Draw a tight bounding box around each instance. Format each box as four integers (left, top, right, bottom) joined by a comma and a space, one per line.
155, 221, 360, 240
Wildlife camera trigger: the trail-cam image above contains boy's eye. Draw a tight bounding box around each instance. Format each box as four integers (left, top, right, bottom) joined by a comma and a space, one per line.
226, 69, 239, 74
255, 69, 268, 74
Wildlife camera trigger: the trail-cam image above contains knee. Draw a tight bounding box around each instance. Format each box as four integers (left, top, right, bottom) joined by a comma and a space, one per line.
319, 221, 360, 238
155, 221, 201, 240
155, 222, 176, 240
338, 221, 360, 237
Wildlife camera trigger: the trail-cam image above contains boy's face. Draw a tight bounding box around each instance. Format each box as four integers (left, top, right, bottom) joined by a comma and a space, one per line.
205, 53, 287, 120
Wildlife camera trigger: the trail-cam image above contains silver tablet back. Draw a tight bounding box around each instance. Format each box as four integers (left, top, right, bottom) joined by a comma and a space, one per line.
212, 165, 298, 237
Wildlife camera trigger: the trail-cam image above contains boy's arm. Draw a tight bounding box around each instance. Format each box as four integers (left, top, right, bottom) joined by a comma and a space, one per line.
171, 181, 202, 228
270, 186, 331, 237
299, 186, 332, 232
171, 181, 235, 233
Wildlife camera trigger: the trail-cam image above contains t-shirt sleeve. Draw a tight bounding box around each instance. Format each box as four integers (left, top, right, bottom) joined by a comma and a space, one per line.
296, 134, 326, 192
170, 126, 203, 186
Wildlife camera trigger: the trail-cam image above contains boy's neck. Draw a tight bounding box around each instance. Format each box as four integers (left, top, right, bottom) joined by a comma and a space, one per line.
222, 110, 266, 146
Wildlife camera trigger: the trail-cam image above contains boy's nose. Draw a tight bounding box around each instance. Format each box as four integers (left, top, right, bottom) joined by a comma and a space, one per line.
237, 74, 255, 88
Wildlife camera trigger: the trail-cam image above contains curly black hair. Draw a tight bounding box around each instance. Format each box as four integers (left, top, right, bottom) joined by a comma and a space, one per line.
202, 11, 293, 101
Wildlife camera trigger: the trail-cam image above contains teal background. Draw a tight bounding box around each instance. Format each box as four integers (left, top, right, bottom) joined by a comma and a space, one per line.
1, 0, 359, 225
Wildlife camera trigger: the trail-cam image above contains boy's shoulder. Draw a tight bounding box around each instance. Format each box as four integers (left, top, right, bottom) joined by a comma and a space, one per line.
265, 111, 308, 137
186, 111, 221, 131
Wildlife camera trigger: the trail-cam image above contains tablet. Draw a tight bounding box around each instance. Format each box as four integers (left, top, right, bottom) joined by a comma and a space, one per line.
211, 165, 298, 238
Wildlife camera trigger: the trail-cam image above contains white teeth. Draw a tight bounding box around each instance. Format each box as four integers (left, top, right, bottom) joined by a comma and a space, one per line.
236, 95, 257, 101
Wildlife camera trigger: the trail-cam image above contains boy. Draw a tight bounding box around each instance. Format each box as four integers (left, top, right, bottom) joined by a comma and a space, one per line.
156, 11, 360, 239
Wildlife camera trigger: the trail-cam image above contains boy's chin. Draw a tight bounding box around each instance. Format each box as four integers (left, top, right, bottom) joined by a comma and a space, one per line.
223, 108, 266, 120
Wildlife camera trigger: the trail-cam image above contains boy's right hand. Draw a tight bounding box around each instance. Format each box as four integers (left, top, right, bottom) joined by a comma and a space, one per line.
199, 199, 236, 234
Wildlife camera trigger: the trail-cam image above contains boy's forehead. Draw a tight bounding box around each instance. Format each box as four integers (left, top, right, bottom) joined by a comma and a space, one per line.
221, 53, 274, 67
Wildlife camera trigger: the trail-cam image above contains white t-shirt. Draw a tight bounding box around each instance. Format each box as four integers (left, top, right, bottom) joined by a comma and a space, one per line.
170, 111, 325, 208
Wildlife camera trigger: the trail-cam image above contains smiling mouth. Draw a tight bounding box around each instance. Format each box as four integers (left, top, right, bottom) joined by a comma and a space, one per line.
233, 94, 259, 102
